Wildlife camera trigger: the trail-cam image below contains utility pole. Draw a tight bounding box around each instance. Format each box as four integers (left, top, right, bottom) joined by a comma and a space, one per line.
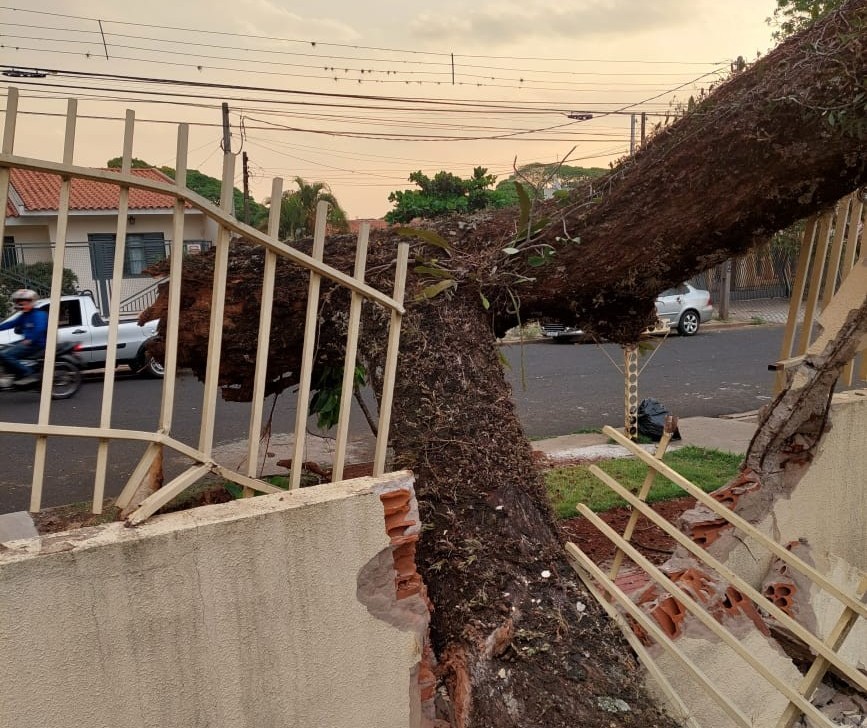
629, 113, 637, 154
640, 112, 646, 145
221, 102, 232, 154
242, 151, 250, 225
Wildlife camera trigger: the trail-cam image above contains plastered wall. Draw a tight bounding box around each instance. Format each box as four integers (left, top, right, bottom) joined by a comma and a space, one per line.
0, 471, 428, 728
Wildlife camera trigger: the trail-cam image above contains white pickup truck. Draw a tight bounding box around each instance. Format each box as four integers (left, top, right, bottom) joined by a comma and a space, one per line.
0, 294, 163, 377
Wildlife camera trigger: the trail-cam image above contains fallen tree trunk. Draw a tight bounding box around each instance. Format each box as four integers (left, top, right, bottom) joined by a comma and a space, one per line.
142, 4, 867, 726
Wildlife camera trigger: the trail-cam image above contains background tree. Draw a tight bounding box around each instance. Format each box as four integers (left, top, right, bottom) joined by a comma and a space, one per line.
385, 166, 510, 223
495, 163, 608, 206
268, 177, 349, 240
106, 156, 153, 169
768, 0, 844, 38
106, 158, 269, 228
0, 262, 78, 317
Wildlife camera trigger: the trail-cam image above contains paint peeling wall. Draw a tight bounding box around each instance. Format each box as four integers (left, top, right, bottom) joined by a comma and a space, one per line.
0, 472, 428, 728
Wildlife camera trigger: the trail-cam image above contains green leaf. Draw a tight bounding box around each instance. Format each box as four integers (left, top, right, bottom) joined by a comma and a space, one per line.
502, 247, 520, 255
415, 279, 456, 301
480, 292, 490, 310
414, 265, 454, 279
395, 227, 454, 255
515, 181, 531, 232
527, 255, 547, 267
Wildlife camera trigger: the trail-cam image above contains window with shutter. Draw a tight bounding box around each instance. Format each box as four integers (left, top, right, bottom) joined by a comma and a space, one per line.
88, 233, 166, 278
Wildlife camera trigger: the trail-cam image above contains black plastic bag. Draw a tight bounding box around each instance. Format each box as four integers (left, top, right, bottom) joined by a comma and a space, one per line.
636, 398, 681, 441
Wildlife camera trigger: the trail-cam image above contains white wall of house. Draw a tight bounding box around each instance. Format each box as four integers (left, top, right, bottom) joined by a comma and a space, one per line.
4, 210, 210, 311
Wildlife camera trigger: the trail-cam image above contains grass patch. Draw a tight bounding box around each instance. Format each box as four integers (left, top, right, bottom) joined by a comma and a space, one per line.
546, 446, 742, 518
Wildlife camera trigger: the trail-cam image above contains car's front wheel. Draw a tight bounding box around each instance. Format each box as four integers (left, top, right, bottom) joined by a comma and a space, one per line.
678, 309, 701, 336
135, 346, 165, 378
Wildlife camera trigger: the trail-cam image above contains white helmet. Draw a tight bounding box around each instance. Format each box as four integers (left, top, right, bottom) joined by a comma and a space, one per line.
11, 289, 37, 308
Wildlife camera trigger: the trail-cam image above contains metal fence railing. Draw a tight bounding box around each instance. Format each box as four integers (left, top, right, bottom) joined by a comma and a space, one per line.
0, 86, 409, 522
0, 239, 212, 315
567, 426, 867, 728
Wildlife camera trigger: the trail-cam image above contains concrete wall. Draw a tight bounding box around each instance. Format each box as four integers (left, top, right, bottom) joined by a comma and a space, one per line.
723, 390, 867, 670
0, 472, 428, 728
647, 390, 867, 725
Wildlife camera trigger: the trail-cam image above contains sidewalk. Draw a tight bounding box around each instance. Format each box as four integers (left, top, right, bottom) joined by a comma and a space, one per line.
711, 297, 800, 327
533, 413, 758, 464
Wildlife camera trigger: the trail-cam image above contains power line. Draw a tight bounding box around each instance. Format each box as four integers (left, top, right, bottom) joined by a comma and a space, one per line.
0, 6, 731, 66
0, 66, 694, 115
0, 23, 724, 77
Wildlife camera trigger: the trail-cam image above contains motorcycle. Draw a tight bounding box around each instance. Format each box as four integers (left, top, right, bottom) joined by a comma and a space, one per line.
0, 342, 85, 399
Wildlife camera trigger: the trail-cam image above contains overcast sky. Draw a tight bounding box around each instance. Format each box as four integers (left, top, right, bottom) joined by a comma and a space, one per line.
2, 1, 780, 218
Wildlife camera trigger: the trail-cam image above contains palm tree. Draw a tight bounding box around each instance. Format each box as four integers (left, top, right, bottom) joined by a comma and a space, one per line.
268, 177, 349, 240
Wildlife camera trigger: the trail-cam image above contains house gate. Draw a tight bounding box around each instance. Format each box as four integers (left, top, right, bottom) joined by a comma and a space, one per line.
0, 87, 409, 523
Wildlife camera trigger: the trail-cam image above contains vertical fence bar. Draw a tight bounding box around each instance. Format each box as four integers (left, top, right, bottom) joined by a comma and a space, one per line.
797, 210, 833, 353
290, 201, 329, 489
30, 99, 77, 512
197, 150, 236, 458
115, 123, 191, 512
775, 217, 817, 393
373, 241, 409, 476
157, 123, 189, 433
858, 212, 867, 381
332, 223, 369, 482
92, 110, 135, 513
245, 177, 283, 485
841, 196, 864, 385
820, 197, 850, 311
0, 87, 19, 261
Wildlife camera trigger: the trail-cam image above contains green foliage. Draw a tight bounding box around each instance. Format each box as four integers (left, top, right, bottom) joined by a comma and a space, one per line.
546, 446, 742, 518
159, 167, 269, 228
494, 163, 607, 206
106, 157, 154, 169
767, 0, 843, 40
769, 220, 806, 254
0, 262, 79, 317
267, 177, 349, 240
385, 166, 510, 224
105, 158, 269, 227
308, 364, 367, 430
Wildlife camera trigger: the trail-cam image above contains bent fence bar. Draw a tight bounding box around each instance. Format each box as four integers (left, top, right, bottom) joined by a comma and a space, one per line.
0, 87, 409, 523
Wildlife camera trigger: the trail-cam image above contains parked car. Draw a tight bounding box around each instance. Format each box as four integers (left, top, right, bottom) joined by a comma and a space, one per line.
541, 283, 714, 341
654, 283, 714, 335
0, 294, 163, 376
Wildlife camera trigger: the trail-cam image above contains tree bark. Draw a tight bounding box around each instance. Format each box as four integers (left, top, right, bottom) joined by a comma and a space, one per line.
140, 4, 867, 726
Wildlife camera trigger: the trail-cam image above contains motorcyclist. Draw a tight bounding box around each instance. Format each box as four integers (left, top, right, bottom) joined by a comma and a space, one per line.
0, 289, 48, 385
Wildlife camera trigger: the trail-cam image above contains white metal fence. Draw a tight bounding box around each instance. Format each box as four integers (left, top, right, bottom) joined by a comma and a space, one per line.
0, 87, 408, 523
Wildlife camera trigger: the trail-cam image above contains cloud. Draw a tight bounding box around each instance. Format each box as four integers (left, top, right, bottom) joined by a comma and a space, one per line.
235, 0, 361, 43
409, 0, 702, 46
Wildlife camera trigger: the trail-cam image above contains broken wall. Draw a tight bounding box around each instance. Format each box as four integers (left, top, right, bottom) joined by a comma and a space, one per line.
725, 390, 867, 672
0, 472, 428, 728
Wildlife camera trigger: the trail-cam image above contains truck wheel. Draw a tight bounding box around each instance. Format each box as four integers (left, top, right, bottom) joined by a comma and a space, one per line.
137, 353, 165, 378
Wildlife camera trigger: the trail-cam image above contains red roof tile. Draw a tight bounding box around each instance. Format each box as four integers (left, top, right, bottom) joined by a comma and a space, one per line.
348, 218, 389, 235
8, 167, 183, 214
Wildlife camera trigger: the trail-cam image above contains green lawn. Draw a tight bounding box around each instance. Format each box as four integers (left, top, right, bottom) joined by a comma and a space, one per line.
546, 446, 743, 518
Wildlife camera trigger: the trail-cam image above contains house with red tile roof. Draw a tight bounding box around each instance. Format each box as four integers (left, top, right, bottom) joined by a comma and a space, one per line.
4, 167, 212, 313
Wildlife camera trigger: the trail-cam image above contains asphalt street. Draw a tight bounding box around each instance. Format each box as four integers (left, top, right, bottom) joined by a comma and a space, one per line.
1, 325, 788, 512
503, 325, 786, 438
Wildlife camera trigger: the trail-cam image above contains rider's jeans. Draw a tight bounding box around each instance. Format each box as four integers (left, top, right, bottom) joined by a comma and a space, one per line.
0, 342, 40, 378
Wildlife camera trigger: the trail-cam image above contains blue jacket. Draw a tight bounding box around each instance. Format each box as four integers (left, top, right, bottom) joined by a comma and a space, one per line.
0, 308, 49, 348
